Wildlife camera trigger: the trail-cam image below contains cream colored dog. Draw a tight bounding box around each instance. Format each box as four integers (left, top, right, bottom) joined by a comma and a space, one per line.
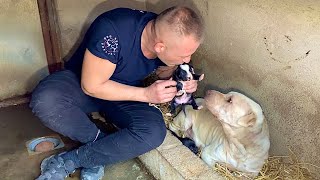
169, 90, 270, 177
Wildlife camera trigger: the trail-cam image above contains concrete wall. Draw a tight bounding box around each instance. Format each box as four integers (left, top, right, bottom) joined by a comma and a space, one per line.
0, 0, 48, 100
55, 0, 146, 61
146, 0, 320, 176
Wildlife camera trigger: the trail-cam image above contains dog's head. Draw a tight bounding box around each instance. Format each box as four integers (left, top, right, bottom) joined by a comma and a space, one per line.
173, 63, 196, 81
204, 90, 264, 128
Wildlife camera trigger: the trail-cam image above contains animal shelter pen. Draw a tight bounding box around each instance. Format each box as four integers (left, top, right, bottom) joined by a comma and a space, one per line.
1, 0, 320, 179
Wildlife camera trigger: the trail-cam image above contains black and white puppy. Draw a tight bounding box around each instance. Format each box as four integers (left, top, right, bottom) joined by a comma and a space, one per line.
166, 63, 204, 116
171, 131, 199, 154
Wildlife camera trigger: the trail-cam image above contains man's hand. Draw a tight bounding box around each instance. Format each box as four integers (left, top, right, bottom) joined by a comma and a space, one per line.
181, 80, 198, 93
181, 74, 204, 93
144, 79, 177, 103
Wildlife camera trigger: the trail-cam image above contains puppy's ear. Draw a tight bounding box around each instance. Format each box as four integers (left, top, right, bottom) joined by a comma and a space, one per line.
172, 68, 181, 81
193, 74, 204, 81
189, 66, 195, 74
237, 112, 256, 127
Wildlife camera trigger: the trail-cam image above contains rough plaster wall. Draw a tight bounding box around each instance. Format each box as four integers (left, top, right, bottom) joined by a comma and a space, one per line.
147, 0, 320, 176
56, 0, 146, 61
0, 0, 48, 100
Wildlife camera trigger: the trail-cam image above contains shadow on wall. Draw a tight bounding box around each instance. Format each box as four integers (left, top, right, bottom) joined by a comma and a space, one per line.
62, 0, 146, 62
62, 0, 205, 63
146, 0, 201, 15
26, 66, 50, 95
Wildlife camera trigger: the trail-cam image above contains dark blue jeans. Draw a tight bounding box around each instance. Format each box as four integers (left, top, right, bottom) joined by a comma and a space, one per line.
29, 70, 166, 167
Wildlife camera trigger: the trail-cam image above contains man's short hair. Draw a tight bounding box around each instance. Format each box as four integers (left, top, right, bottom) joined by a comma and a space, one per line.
155, 6, 204, 41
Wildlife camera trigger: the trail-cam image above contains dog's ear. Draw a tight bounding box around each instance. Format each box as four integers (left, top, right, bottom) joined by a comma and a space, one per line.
189, 65, 195, 74
193, 74, 205, 81
172, 68, 181, 81
237, 112, 256, 127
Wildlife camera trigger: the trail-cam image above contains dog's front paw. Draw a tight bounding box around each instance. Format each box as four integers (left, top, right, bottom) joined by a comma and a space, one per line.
165, 113, 173, 117
197, 105, 203, 110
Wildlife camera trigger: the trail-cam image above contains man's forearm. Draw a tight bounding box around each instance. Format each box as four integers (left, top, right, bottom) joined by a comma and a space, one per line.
82, 80, 149, 102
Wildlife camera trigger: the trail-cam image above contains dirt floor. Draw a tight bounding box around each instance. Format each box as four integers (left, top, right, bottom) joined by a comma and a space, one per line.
0, 103, 155, 180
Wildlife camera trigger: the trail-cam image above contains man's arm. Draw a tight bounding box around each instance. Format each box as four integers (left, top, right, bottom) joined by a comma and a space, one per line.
81, 49, 177, 103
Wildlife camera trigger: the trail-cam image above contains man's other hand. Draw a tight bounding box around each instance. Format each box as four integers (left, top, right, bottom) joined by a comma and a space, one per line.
144, 79, 177, 103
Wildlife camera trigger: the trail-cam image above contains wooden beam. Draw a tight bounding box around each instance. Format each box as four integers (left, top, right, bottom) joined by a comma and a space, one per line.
37, 0, 63, 73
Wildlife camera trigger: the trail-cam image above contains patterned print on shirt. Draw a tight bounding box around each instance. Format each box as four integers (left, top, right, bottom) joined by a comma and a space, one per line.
101, 35, 119, 55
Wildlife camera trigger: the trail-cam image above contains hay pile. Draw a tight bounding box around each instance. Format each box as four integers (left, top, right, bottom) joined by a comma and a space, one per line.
213, 151, 316, 179
144, 73, 317, 180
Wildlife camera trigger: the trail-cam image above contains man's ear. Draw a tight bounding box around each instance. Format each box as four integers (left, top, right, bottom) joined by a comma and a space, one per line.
154, 42, 165, 53
237, 112, 256, 127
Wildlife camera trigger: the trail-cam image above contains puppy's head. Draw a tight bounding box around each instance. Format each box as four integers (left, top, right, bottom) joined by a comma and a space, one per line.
204, 90, 264, 128
173, 63, 195, 81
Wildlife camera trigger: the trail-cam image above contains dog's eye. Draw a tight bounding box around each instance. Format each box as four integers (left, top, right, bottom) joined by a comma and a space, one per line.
227, 97, 232, 103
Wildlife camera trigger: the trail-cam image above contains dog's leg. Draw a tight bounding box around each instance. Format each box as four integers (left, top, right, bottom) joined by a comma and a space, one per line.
190, 95, 203, 110
201, 146, 216, 167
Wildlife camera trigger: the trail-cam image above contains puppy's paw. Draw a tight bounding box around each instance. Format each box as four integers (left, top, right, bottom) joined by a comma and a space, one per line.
197, 105, 203, 110
165, 113, 173, 117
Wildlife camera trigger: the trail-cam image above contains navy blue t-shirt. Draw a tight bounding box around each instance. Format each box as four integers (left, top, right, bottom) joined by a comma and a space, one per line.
65, 8, 164, 86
